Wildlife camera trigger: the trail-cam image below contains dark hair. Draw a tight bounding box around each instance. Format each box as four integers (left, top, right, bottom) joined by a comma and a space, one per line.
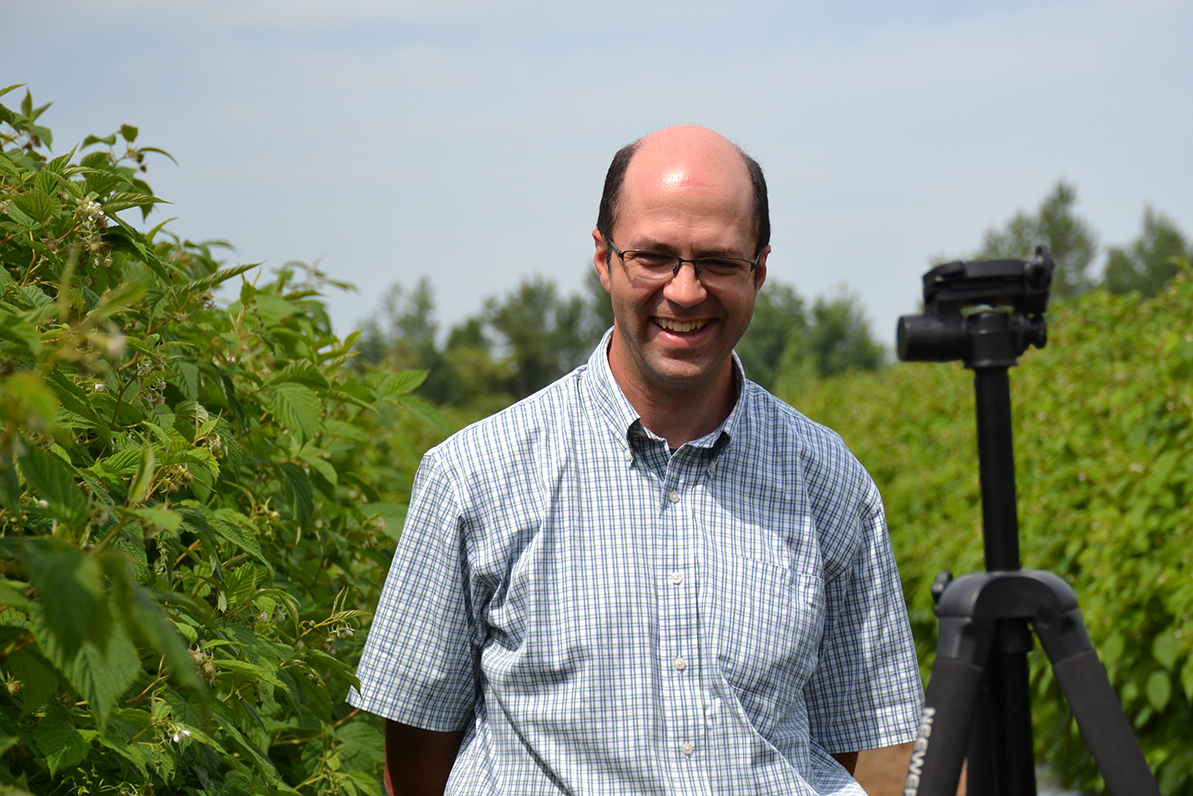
595, 138, 770, 265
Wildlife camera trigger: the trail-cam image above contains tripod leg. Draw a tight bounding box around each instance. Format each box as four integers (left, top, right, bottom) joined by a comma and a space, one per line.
1050, 649, 1160, 796
904, 658, 985, 796
964, 682, 996, 796
986, 647, 1036, 796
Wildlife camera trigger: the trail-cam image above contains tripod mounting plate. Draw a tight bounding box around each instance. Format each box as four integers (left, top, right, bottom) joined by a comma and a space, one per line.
896, 247, 1054, 368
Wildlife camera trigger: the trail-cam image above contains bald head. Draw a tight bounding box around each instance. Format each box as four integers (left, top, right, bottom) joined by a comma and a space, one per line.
596, 125, 770, 262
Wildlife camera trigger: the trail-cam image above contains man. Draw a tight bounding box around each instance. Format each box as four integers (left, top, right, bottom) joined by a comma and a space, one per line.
350, 125, 923, 795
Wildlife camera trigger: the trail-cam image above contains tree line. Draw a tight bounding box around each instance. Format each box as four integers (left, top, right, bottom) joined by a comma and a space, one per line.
353, 269, 885, 412
356, 179, 1190, 414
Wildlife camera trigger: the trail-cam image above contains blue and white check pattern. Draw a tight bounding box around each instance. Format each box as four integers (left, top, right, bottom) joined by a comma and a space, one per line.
350, 331, 923, 795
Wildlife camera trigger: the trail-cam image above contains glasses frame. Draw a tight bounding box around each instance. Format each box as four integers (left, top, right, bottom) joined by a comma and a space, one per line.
605, 238, 760, 287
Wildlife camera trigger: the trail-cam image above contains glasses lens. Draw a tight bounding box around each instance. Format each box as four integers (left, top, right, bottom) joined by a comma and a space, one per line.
624, 251, 679, 282
696, 258, 752, 286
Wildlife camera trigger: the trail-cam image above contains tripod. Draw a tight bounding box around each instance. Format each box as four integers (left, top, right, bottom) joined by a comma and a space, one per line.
896, 256, 1160, 796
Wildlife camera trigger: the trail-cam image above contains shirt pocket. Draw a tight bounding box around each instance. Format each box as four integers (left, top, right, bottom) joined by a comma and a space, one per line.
709, 555, 825, 738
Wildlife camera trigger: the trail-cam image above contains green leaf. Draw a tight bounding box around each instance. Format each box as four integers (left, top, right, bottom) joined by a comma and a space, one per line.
268, 382, 323, 443
300, 450, 338, 487
22, 540, 107, 664
64, 617, 140, 730
0, 313, 42, 357
280, 463, 314, 531
0, 453, 22, 513
0, 579, 31, 609
363, 502, 407, 541
18, 443, 89, 527
252, 293, 299, 325
1152, 629, 1181, 671
398, 394, 449, 433
209, 513, 271, 569
215, 657, 287, 689
34, 711, 93, 776
366, 369, 428, 399
1145, 670, 1171, 712
33, 168, 59, 196
128, 506, 182, 532
3, 373, 59, 429
127, 442, 155, 505
11, 191, 56, 225
177, 361, 200, 400
119, 124, 138, 143
7, 648, 60, 717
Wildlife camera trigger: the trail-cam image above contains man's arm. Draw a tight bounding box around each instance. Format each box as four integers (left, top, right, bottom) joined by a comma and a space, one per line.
831, 751, 858, 776
384, 720, 465, 796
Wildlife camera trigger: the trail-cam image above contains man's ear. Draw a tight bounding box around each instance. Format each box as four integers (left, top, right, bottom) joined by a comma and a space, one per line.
592, 228, 613, 293
753, 245, 770, 294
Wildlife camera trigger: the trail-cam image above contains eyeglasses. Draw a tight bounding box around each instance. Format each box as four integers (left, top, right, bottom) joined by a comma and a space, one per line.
606, 238, 759, 288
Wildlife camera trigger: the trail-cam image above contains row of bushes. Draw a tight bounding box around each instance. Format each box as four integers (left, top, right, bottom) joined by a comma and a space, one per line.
0, 87, 443, 794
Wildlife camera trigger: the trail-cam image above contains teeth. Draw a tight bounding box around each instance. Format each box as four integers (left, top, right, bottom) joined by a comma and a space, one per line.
656, 318, 709, 333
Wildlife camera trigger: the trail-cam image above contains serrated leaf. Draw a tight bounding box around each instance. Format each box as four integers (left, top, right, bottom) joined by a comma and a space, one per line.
209, 515, 271, 570
18, 443, 89, 526
251, 293, 299, 325
11, 191, 56, 225
0, 579, 31, 608
177, 360, 200, 400
3, 372, 59, 429
215, 657, 287, 689
223, 565, 258, 606
398, 394, 449, 433
268, 382, 323, 443
365, 369, 428, 399
7, 648, 60, 717
0, 312, 42, 357
300, 451, 337, 487
22, 539, 108, 669
34, 711, 92, 776
280, 463, 314, 531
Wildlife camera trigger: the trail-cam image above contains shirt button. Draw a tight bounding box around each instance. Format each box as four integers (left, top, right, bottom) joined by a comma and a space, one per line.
623, 449, 633, 463
681, 742, 694, 756
670, 571, 683, 586
667, 490, 680, 503
673, 656, 687, 671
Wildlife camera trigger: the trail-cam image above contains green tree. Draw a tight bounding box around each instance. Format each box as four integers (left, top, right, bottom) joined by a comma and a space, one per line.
483, 277, 593, 400
978, 180, 1098, 298
1102, 205, 1191, 297
735, 282, 807, 392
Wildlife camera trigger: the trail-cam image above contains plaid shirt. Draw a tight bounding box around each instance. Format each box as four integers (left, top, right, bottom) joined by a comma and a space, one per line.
350, 332, 922, 795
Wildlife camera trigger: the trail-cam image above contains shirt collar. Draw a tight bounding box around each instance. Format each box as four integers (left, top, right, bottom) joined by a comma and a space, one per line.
585, 327, 748, 453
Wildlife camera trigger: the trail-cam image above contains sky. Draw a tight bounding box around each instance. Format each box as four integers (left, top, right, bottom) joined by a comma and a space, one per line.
4, 0, 1191, 349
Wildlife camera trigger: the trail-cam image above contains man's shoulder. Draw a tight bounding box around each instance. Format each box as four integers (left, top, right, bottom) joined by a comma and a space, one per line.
739, 380, 873, 493
740, 381, 852, 457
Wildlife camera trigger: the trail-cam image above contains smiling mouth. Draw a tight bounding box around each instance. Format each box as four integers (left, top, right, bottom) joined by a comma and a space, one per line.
653, 317, 711, 334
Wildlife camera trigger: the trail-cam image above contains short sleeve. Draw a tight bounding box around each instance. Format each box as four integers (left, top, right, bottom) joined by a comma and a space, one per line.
803, 479, 923, 754
348, 450, 479, 732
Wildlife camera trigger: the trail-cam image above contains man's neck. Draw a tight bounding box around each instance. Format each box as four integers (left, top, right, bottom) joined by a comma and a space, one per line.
608, 351, 737, 450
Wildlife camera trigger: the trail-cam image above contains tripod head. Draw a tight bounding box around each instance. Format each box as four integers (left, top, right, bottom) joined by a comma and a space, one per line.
896, 246, 1054, 369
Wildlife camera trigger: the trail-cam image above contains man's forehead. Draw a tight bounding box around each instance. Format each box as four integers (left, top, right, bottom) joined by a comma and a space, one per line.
626, 127, 750, 193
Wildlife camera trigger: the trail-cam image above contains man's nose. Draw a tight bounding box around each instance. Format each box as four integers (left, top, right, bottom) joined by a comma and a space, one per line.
663, 262, 708, 305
